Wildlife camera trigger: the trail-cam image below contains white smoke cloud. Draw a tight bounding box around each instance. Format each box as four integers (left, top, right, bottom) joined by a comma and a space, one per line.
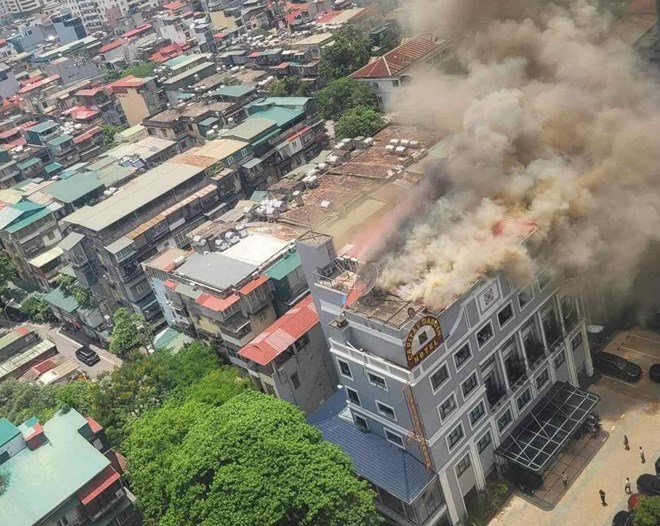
375, 0, 660, 312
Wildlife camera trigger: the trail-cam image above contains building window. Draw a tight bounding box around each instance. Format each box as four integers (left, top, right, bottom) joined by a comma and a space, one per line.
461, 372, 479, 398
337, 359, 352, 380
518, 285, 534, 309
447, 423, 464, 450
554, 350, 566, 368
377, 401, 396, 421
571, 332, 583, 352
385, 429, 404, 448
536, 369, 550, 390
517, 388, 532, 411
368, 372, 387, 390
438, 393, 457, 421
498, 302, 514, 328
469, 402, 486, 427
453, 343, 471, 370
456, 453, 472, 477
430, 363, 450, 392
294, 333, 310, 350
477, 431, 492, 453
346, 387, 360, 406
538, 272, 551, 290
497, 409, 513, 432
354, 413, 369, 432
135, 283, 145, 293
476, 322, 494, 347
291, 372, 300, 389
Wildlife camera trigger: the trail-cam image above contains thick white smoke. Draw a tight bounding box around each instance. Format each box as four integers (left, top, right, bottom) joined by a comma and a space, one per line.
375, 0, 660, 312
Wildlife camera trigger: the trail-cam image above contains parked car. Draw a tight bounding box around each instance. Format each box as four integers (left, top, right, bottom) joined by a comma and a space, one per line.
637, 474, 660, 496
650, 363, 660, 383
593, 352, 642, 383
612, 510, 633, 526
75, 346, 100, 366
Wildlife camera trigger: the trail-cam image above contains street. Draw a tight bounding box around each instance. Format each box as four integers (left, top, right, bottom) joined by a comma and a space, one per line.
26, 323, 122, 378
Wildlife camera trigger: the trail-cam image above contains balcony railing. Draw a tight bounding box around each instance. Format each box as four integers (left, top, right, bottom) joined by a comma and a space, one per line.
524, 337, 546, 370
486, 383, 507, 410
506, 357, 527, 389
543, 320, 563, 352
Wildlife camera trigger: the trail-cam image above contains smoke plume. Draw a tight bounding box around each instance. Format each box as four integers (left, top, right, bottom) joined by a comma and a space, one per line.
374, 0, 660, 315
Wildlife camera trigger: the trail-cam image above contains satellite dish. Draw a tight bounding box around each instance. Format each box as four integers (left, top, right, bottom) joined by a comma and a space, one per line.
343, 263, 379, 306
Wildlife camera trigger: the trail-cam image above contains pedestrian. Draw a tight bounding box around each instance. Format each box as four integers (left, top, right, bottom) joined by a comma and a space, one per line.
599, 489, 607, 506
640, 446, 646, 463
623, 435, 629, 450
625, 477, 631, 494
561, 472, 568, 488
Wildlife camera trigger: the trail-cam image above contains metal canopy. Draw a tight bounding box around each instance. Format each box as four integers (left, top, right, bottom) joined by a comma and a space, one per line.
496, 381, 599, 473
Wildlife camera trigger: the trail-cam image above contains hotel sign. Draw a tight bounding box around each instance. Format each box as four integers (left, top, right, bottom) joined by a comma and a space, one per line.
405, 316, 444, 368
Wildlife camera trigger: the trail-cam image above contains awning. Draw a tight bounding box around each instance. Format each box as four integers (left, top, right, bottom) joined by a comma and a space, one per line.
495, 382, 599, 473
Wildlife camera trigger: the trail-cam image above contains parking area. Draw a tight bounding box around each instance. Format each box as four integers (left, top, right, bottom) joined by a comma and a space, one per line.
489, 328, 660, 526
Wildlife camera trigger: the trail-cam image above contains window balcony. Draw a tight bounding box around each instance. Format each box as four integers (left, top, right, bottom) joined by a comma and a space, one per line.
543, 321, 563, 353
486, 383, 507, 410
524, 337, 546, 370
505, 356, 527, 390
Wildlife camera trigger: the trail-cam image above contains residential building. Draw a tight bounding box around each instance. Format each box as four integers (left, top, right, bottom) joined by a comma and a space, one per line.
59, 156, 227, 325
109, 76, 162, 126
0, 326, 57, 382
239, 293, 337, 414
52, 9, 88, 44
75, 86, 127, 127
0, 409, 140, 526
6, 0, 43, 15
300, 224, 594, 525
101, 136, 178, 169
33, 36, 102, 84
350, 33, 451, 109
0, 149, 21, 189
162, 62, 219, 105
43, 283, 107, 339
0, 64, 20, 100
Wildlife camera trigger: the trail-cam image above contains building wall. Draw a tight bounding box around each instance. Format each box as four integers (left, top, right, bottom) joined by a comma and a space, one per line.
116, 88, 153, 126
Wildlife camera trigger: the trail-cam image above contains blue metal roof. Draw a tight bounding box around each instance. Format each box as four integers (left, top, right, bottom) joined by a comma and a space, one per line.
309, 389, 435, 504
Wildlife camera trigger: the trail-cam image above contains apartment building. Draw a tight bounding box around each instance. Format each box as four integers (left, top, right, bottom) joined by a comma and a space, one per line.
0, 326, 57, 382
33, 36, 102, 84
59, 157, 226, 325
109, 76, 162, 126
301, 230, 595, 526
0, 409, 140, 526
5, 0, 42, 15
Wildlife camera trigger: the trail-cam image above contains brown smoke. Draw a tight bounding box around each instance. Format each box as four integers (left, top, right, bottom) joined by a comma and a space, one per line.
376, 0, 660, 314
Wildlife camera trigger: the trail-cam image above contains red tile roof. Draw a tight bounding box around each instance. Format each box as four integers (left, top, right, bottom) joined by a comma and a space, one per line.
239, 295, 318, 365
76, 87, 107, 97
67, 106, 101, 121
195, 292, 240, 312
86, 416, 104, 434
163, 279, 177, 289
17, 75, 61, 94
121, 23, 152, 39
239, 274, 268, 295
76, 466, 120, 505
109, 75, 150, 90
99, 40, 124, 53
0, 127, 19, 139
163, 0, 185, 9
73, 126, 103, 144
350, 34, 441, 79
31, 359, 56, 375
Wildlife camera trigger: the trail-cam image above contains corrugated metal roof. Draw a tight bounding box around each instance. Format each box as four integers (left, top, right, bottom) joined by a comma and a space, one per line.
6, 207, 51, 234
44, 172, 103, 204
265, 250, 301, 281
58, 232, 84, 251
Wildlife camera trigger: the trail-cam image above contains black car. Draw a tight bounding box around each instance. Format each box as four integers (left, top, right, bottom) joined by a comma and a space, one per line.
612, 510, 633, 526
593, 352, 642, 383
637, 474, 660, 496
75, 346, 100, 366
650, 363, 660, 383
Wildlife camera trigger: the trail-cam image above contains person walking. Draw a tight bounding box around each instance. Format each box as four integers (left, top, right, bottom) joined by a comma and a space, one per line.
640, 446, 646, 463
561, 472, 568, 488
625, 477, 631, 494
623, 435, 629, 450
599, 489, 607, 506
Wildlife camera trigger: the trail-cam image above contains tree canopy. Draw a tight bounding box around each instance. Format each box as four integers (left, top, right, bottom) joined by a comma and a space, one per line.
125, 391, 380, 526
0, 256, 16, 296
19, 296, 54, 323
320, 25, 373, 81
58, 274, 93, 309
634, 496, 660, 526
335, 106, 385, 139
316, 78, 378, 121
109, 308, 153, 359
104, 62, 158, 81
267, 76, 313, 97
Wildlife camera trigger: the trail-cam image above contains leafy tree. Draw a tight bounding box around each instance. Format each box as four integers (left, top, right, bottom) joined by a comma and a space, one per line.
19, 296, 54, 323
125, 391, 380, 526
634, 496, 660, 526
58, 274, 93, 309
375, 23, 401, 53
0, 380, 60, 424
185, 367, 251, 406
102, 124, 127, 148
316, 78, 378, 121
104, 62, 158, 82
0, 256, 16, 296
320, 24, 373, 81
335, 106, 385, 139
268, 76, 312, 97
109, 308, 153, 359
222, 75, 241, 86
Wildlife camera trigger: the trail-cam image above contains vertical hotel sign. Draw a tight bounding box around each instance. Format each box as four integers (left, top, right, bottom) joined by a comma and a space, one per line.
404, 316, 443, 368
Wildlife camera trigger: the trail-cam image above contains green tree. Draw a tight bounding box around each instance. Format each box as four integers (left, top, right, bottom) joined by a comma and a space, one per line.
101, 124, 127, 148
104, 62, 158, 82
634, 496, 660, 526
316, 78, 378, 121
109, 308, 153, 359
185, 367, 251, 406
320, 24, 373, 81
125, 391, 380, 526
0, 256, 16, 296
268, 76, 312, 97
57, 274, 93, 308
222, 75, 241, 86
19, 296, 54, 323
0, 380, 60, 424
335, 106, 385, 139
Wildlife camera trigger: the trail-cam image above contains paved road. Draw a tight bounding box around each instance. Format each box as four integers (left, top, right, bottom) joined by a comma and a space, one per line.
26, 323, 122, 378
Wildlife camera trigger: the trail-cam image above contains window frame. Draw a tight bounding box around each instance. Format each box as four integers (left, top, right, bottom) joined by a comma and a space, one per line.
518, 284, 534, 310
469, 401, 486, 429
476, 321, 494, 348
384, 428, 405, 449
477, 431, 492, 454
536, 368, 550, 390
497, 301, 514, 329
455, 453, 472, 477
429, 362, 450, 394
453, 342, 472, 372
437, 392, 458, 422
497, 409, 513, 432
554, 350, 566, 368
337, 358, 353, 380
516, 388, 532, 411
290, 372, 300, 389
345, 386, 361, 406
354, 413, 369, 432
446, 422, 465, 451
376, 400, 397, 421
461, 372, 479, 399
367, 371, 388, 391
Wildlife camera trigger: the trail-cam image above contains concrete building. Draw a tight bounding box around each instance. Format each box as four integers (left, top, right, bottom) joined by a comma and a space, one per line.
0, 64, 20, 100
301, 224, 595, 525
6, 0, 43, 15
52, 9, 87, 44
33, 36, 102, 84
109, 76, 161, 126
0, 326, 57, 382
0, 409, 140, 526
